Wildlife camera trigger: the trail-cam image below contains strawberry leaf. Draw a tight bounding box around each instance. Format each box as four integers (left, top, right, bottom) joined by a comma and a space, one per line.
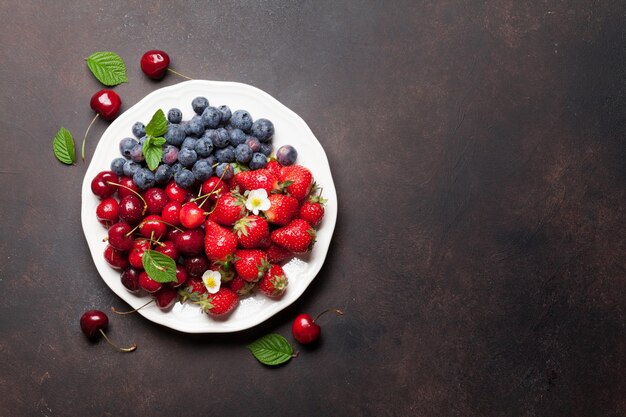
142, 250, 177, 283
85, 51, 128, 86
52, 127, 75, 165
248, 334, 294, 366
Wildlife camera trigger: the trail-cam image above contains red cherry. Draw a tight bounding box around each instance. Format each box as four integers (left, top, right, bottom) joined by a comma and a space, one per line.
91, 171, 118, 199
291, 309, 344, 345
165, 180, 190, 204
179, 202, 207, 229
96, 197, 119, 228
120, 267, 141, 293
117, 176, 140, 199
161, 201, 182, 226
142, 187, 169, 215
153, 287, 178, 309
138, 215, 168, 240
167, 264, 188, 288
139, 271, 162, 293
128, 239, 150, 270
155, 240, 179, 261
103, 245, 129, 270
79, 310, 136, 352
140, 50, 170, 80
118, 195, 144, 224
174, 229, 204, 256
90, 89, 121, 121
108, 222, 134, 251
201, 177, 229, 203
183, 255, 210, 278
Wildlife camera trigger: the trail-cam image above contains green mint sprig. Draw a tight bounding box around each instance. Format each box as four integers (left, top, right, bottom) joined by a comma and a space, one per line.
85, 52, 128, 86
52, 127, 76, 165
143, 109, 168, 170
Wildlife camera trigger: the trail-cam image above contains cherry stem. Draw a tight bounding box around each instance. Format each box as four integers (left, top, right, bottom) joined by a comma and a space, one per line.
106, 181, 148, 215
112, 299, 154, 315
313, 308, 344, 323
98, 329, 137, 352
82, 114, 100, 162
292, 351, 300, 359
167, 68, 193, 80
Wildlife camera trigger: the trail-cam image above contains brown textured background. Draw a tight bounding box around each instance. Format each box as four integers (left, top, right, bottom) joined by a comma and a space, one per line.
1, 1, 624, 416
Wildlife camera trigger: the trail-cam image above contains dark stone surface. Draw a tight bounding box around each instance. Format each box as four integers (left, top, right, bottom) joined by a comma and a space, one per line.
0, 1, 624, 416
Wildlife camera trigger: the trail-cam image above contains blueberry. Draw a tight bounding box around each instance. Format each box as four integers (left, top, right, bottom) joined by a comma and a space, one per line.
119, 137, 138, 158
162, 145, 179, 165
230, 110, 253, 132
175, 169, 195, 188
192, 159, 213, 182
155, 164, 173, 184
205, 154, 217, 168
245, 136, 261, 153
181, 136, 198, 150
212, 128, 230, 148
130, 144, 145, 163
168, 108, 183, 124
276, 145, 298, 166
250, 118, 274, 142
215, 146, 236, 163
138, 136, 147, 146
215, 162, 234, 180
259, 142, 273, 157
178, 147, 198, 167
171, 162, 184, 176
110, 157, 126, 176
133, 168, 155, 190
192, 97, 209, 115
185, 116, 204, 137
235, 144, 253, 164
131, 121, 146, 138
201, 106, 222, 129
165, 124, 186, 147
218, 105, 232, 123
249, 152, 268, 170
229, 128, 247, 147
194, 135, 214, 157
123, 160, 141, 177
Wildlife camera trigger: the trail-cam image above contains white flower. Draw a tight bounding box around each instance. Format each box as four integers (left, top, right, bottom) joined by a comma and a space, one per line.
202, 270, 222, 294
245, 188, 271, 215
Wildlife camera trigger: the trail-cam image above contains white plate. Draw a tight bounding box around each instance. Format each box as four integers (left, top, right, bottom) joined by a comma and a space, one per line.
81, 80, 337, 333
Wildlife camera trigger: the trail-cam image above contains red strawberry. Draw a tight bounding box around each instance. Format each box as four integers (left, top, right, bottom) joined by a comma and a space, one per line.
192, 287, 239, 316
209, 192, 247, 226
234, 169, 277, 194
204, 220, 238, 262
257, 264, 288, 298
233, 249, 269, 282
271, 219, 316, 254
279, 165, 313, 201
298, 194, 327, 228
228, 275, 255, 296
266, 159, 282, 178
201, 176, 229, 203
233, 215, 270, 249
264, 193, 299, 226
266, 243, 292, 263
210, 260, 235, 283
178, 277, 207, 303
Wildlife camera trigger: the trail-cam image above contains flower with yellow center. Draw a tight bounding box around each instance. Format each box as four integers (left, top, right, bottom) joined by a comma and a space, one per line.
245, 189, 271, 215
202, 270, 222, 294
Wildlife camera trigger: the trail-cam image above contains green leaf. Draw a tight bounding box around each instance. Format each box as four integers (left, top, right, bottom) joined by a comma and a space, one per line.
52, 127, 75, 165
145, 109, 167, 137
142, 250, 177, 283
248, 334, 294, 366
85, 51, 128, 86
152, 136, 166, 146
144, 144, 162, 171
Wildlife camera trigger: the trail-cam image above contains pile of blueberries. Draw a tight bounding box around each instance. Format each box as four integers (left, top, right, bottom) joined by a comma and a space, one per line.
109, 96, 278, 190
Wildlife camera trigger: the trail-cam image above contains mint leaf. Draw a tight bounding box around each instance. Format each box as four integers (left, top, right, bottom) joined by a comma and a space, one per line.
145, 109, 167, 137
144, 144, 162, 171
142, 250, 177, 283
52, 127, 75, 165
152, 136, 166, 146
248, 334, 294, 366
85, 52, 128, 86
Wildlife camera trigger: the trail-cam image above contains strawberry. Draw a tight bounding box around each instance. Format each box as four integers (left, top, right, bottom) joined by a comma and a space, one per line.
204, 220, 238, 262
233, 215, 270, 249
257, 264, 288, 298
264, 193, 299, 226
228, 275, 255, 296
210, 260, 235, 283
190, 287, 239, 316
209, 192, 247, 226
233, 249, 269, 282
271, 219, 316, 254
201, 176, 230, 203
298, 194, 327, 228
279, 164, 313, 201
266, 159, 282, 178
234, 169, 278, 194
266, 243, 292, 263
178, 277, 207, 303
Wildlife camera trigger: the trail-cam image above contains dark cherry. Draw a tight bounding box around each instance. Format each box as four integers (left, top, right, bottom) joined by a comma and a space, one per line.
201, 176, 229, 203
142, 187, 169, 215
140, 50, 170, 80
183, 255, 210, 278
91, 171, 118, 199
165, 180, 190, 204
96, 197, 119, 227
120, 267, 141, 293
167, 264, 188, 288
139, 271, 162, 293
292, 309, 344, 345
153, 287, 178, 309
138, 214, 168, 240
103, 245, 129, 270
161, 201, 182, 227
155, 240, 179, 261
108, 222, 134, 251
166, 228, 183, 243
90, 89, 121, 121
128, 239, 150, 270
119, 195, 144, 224
174, 229, 204, 256
117, 176, 140, 199
80, 310, 136, 352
